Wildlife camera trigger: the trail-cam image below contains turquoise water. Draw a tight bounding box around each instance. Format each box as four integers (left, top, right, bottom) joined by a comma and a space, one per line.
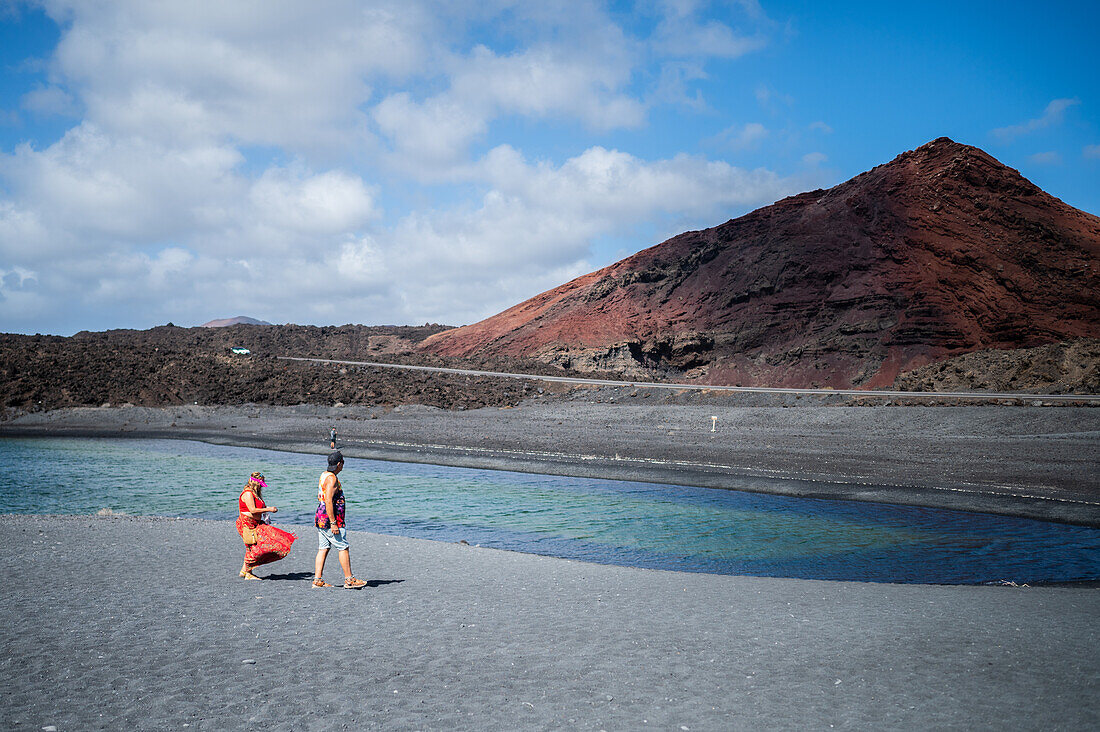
2, 436, 1098, 584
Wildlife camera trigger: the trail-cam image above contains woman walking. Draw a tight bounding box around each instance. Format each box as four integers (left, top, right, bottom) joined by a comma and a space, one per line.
237, 472, 297, 580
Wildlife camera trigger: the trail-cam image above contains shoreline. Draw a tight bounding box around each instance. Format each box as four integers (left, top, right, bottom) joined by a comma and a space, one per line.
3, 399, 1100, 526
7, 511, 1100, 588
3, 513, 1099, 730
7, 424, 1100, 528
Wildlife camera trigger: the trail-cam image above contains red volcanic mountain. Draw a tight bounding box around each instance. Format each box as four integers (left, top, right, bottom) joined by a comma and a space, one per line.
421, 138, 1100, 388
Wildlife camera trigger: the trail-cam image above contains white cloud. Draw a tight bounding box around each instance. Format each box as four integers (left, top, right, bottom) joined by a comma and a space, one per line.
653, 1, 768, 58
453, 44, 644, 129
710, 122, 769, 151
372, 92, 491, 172
649, 62, 709, 110
992, 98, 1081, 142
1, 135, 807, 331
802, 152, 827, 166
0, 0, 800, 333
1028, 151, 1061, 165
42, 0, 433, 155
484, 145, 768, 217
808, 120, 833, 134
248, 168, 379, 235
0, 264, 47, 328
20, 85, 78, 116
0, 201, 51, 259
755, 84, 793, 112
1, 123, 245, 248
0, 266, 38, 287
372, 37, 645, 175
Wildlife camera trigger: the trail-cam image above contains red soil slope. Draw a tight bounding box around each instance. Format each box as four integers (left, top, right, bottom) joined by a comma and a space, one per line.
422, 138, 1100, 388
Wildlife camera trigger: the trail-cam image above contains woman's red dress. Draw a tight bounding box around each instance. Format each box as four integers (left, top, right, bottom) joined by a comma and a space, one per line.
237, 490, 296, 567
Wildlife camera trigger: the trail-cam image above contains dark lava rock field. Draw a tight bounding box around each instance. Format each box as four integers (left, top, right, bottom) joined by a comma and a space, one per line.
0, 324, 567, 412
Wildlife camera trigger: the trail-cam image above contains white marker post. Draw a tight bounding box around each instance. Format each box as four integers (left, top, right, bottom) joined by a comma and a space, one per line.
710, 416, 717, 433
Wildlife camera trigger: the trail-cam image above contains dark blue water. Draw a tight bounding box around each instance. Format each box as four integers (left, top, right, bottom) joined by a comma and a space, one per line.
2, 437, 1098, 584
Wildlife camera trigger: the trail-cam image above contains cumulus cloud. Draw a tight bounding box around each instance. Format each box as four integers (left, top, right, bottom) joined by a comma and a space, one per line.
649, 61, 709, 110
0, 265, 46, 328
453, 44, 642, 128
372, 92, 490, 172
41, 0, 431, 155
480, 144, 796, 219
372, 33, 646, 175
1028, 151, 1061, 165
1, 123, 245, 249
20, 85, 78, 116
248, 168, 379, 236
709, 122, 769, 151
992, 98, 1081, 142
0, 266, 37, 289
0, 0, 797, 334
754, 84, 793, 112
652, 0, 768, 58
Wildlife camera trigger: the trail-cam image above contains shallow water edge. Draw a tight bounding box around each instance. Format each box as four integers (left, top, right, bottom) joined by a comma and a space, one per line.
4, 436, 1099, 585
5, 421, 1100, 528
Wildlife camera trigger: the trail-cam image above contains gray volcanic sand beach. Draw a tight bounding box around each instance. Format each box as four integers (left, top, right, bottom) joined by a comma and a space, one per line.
2, 514, 1099, 731
0, 512, 1095, 730
5, 391, 1100, 524
4, 392, 1098, 728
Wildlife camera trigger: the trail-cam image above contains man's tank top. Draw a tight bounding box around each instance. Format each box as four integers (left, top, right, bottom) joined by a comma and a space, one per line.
315, 471, 345, 530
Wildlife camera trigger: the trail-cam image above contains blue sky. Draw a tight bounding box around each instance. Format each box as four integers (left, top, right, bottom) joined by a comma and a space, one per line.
0, 0, 1097, 335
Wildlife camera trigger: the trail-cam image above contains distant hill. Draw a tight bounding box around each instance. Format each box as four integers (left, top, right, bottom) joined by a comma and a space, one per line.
200, 316, 273, 328
0, 323, 517, 411
421, 137, 1100, 388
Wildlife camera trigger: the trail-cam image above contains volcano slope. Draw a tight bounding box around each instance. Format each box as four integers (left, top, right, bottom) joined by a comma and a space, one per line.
422, 138, 1100, 389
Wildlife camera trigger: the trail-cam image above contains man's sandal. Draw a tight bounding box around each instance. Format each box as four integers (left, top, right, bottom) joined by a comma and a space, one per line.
343, 577, 367, 589
312, 578, 332, 588
241, 571, 262, 580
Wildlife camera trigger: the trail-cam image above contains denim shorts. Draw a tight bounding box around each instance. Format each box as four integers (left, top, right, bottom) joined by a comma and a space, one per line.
317, 526, 350, 551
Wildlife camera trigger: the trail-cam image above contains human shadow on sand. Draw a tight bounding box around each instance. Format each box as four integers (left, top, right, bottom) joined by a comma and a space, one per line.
365, 579, 405, 588
258, 573, 405, 589
261, 571, 315, 581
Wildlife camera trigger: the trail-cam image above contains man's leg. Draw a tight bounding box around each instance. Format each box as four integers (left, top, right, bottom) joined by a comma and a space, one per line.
338, 548, 353, 580
315, 547, 329, 580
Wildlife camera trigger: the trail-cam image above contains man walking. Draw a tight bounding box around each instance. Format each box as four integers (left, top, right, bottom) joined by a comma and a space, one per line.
312, 450, 367, 589
329, 426, 337, 449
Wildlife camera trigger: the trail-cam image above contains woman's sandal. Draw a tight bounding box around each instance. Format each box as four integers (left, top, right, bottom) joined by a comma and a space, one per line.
241, 570, 262, 580
311, 578, 332, 588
